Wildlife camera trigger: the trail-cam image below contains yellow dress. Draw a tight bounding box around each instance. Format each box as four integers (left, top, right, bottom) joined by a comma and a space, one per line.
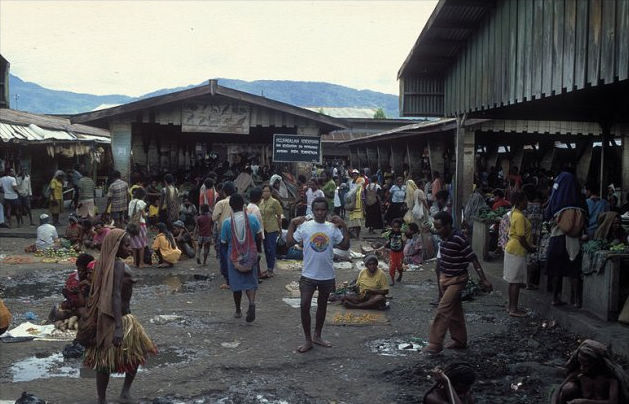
152, 233, 181, 264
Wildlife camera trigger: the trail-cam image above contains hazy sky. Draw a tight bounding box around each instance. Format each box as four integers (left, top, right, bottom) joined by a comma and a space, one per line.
0, 0, 436, 97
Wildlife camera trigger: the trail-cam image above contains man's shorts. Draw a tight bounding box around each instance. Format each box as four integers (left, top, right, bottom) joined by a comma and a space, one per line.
4, 198, 20, 210
111, 210, 126, 220
197, 236, 212, 244
19, 196, 31, 209
299, 276, 336, 296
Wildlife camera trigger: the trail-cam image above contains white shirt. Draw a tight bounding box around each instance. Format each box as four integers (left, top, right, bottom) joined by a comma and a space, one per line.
36, 223, 58, 250
246, 202, 265, 238
305, 188, 324, 215
293, 220, 343, 280
333, 188, 341, 208
16, 175, 32, 197
128, 199, 147, 224
390, 185, 406, 203
0, 176, 18, 200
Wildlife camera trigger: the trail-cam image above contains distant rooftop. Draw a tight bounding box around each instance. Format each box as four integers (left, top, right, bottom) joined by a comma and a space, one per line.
304, 107, 379, 119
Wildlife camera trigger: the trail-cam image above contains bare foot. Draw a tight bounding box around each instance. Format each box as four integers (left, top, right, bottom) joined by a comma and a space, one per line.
312, 336, 332, 347
297, 342, 313, 353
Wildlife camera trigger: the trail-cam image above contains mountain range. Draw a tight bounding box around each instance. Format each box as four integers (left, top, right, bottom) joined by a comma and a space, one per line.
8, 74, 399, 118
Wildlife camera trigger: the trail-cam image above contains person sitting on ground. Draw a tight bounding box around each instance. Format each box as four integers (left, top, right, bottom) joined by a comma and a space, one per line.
85, 221, 110, 250
404, 223, 423, 266
423, 362, 476, 404
553, 339, 629, 404
385, 218, 405, 286
594, 211, 627, 244
36, 213, 59, 251
342, 255, 388, 310
64, 214, 84, 248
491, 189, 511, 211
195, 204, 213, 266
172, 220, 196, 258
49, 253, 95, 322
152, 222, 181, 267
179, 196, 198, 229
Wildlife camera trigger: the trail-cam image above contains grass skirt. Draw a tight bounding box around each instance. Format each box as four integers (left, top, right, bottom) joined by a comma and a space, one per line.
84, 314, 157, 373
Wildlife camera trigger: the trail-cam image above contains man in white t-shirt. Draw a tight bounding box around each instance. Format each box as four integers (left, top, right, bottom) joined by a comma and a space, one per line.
0, 168, 20, 227
36, 214, 59, 250
287, 196, 350, 353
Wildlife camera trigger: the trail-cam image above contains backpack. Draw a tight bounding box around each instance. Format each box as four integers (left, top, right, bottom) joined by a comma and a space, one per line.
229, 214, 258, 273
557, 208, 585, 238
365, 186, 378, 206
344, 187, 357, 211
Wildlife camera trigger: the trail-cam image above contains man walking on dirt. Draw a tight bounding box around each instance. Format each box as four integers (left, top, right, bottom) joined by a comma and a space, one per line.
286, 197, 350, 353
423, 211, 492, 354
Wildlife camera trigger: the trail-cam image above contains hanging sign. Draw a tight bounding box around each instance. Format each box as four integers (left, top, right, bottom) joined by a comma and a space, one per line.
182, 103, 250, 134
272, 134, 321, 163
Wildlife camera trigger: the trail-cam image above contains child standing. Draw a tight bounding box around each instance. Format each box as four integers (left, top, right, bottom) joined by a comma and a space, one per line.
195, 204, 213, 265
386, 218, 405, 286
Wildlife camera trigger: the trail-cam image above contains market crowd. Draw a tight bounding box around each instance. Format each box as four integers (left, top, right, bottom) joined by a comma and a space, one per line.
1, 158, 629, 404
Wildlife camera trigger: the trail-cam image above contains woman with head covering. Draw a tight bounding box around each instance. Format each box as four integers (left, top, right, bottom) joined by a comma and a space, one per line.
553, 339, 629, 404
405, 179, 435, 259
78, 229, 157, 404
594, 211, 627, 243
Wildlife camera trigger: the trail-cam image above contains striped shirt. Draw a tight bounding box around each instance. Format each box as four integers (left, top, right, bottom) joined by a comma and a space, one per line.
438, 230, 476, 277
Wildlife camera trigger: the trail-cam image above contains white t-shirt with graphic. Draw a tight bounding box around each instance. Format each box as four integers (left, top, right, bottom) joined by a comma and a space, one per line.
293, 220, 343, 280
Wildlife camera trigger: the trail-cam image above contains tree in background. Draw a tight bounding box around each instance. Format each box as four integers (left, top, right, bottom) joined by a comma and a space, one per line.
373, 108, 386, 119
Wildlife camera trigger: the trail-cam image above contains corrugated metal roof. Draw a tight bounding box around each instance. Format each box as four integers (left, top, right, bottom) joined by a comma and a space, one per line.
304, 107, 379, 119
0, 108, 110, 138
398, 0, 495, 78
341, 118, 457, 145
0, 108, 110, 143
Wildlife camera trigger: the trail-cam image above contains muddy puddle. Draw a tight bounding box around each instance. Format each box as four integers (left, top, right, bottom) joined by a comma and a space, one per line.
134, 273, 213, 296
367, 337, 427, 356
10, 347, 195, 382
1, 272, 65, 300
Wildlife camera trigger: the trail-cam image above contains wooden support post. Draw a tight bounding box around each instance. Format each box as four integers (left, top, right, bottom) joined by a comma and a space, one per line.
511, 143, 524, 172
427, 136, 446, 180
599, 123, 610, 197
377, 145, 382, 170
454, 116, 474, 227
110, 121, 132, 181
576, 138, 593, 186
540, 140, 555, 171
623, 133, 629, 206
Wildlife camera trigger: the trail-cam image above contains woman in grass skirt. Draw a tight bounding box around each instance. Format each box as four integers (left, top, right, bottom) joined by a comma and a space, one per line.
78, 228, 157, 404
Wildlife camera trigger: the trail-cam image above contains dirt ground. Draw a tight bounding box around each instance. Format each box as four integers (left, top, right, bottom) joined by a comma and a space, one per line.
0, 235, 593, 404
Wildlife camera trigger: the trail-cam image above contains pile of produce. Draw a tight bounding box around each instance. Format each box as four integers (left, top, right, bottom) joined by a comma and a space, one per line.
609, 242, 628, 252
34, 247, 79, 263
54, 315, 79, 331
333, 312, 378, 324
476, 207, 509, 222
582, 240, 610, 254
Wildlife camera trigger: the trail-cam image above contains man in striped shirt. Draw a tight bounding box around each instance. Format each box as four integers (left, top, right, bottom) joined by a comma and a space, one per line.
424, 211, 492, 354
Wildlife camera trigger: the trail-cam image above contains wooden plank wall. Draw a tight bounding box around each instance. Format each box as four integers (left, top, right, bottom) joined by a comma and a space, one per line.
441, 0, 629, 116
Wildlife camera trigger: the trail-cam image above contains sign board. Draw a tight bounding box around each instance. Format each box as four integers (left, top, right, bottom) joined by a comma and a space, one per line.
182, 103, 250, 134
272, 134, 321, 163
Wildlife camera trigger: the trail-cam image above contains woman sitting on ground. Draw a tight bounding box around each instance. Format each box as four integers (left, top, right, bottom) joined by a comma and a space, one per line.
64, 215, 84, 248
49, 253, 95, 321
172, 220, 196, 259
342, 255, 388, 310
152, 222, 181, 267
85, 221, 110, 250
553, 339, 629, 404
